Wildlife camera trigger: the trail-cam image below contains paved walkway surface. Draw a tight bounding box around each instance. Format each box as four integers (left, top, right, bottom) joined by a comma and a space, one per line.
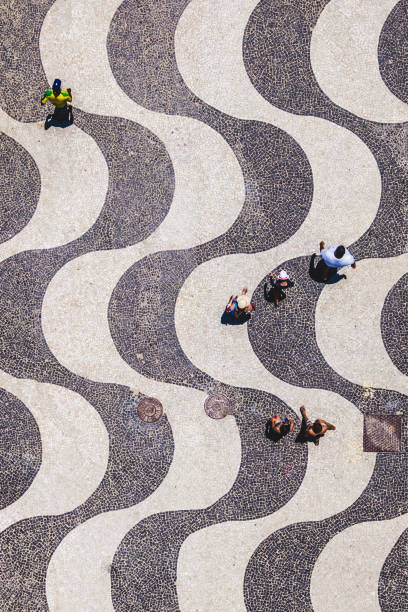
0, 1, 407, 610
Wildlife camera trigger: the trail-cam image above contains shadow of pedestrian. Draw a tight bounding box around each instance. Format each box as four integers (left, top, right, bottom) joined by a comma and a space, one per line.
264, 282, 287, 305
309, 253, 346, 284
221, 311, 251, 325
44, 106, 74, 130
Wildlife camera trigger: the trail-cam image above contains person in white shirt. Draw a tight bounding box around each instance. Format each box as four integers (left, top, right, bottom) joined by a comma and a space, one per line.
319, 241, 356, 281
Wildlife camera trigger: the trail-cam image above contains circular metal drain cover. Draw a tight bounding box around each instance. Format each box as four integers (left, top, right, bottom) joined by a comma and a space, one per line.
204, 394, 232, 419
137, 397, 163, 423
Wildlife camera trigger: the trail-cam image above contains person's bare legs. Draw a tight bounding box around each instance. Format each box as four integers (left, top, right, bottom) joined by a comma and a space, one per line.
319, 241, 325, 252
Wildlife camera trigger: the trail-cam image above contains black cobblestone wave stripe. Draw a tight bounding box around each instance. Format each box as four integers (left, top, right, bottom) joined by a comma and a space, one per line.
240, 13, 408, 605
243, 0, 408, 260
0, 132, 40, 244
111, 387, 307, 612
378, 0, 408, 105
110, 250, 408, 413
381, 272, 408, 377
0, 388, 41, 511
378, 525, 408, 612
108, 0, 313, 253
244, 452, 408, 612
0, 109, 176, 610
0, 0, 53, 122
75, 112, 174, 248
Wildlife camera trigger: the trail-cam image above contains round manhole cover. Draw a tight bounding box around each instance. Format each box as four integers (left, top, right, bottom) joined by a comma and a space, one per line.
137, 397, 163, 423
204, 394, 232, 419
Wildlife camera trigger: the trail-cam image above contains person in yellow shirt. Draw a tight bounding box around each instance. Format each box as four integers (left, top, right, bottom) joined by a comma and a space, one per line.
41, 79, 73, 126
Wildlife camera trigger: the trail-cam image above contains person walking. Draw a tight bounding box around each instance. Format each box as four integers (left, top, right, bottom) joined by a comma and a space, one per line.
225, 287, 255, 320
299, 405, 335, 446
41, 78, 73, 124
318, 241, 356, 282
266, 413, 294, 441
266, 269, 294, 306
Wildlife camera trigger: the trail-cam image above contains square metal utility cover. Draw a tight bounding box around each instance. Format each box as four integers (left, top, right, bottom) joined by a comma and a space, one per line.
363, 414, 402, 452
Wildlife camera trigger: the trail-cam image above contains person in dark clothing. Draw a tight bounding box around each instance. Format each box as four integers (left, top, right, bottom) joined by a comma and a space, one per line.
265, 270, 294, 306
265, 413, 294, 442
225, 287, 255, 319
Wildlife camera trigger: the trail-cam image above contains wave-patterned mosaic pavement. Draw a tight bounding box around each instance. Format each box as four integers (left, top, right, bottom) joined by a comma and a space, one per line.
0, 0, 407, 610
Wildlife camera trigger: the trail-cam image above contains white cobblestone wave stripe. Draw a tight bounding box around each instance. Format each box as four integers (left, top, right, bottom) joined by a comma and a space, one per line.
315, 254, 408, 396
177, 396, 375, 612
310, 513, 408, 612
0, 369, 108, 532
41, 0, 384, 608
46, 385, 240, 612
311, 0, 408, 122
175, 0, 382, 224
40, 0, 245, 250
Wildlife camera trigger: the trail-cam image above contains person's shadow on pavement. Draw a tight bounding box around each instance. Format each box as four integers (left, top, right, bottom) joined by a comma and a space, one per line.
221, 311, 251, 325
44, 106, 74, 130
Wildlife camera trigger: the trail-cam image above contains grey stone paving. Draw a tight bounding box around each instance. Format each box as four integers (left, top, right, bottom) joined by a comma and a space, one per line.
0, 0, 407, 610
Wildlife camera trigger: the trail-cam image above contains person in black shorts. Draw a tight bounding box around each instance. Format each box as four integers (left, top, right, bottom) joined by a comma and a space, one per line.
266, 413, 294, 442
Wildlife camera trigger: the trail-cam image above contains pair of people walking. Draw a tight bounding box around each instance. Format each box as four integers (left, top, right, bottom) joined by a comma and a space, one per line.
267, 406, 335, 446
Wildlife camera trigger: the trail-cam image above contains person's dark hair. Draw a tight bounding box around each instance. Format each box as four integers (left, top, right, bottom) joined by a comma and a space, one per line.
334, 245, 346, 259
280, 423, 290, 436
312, 421, 323, 434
